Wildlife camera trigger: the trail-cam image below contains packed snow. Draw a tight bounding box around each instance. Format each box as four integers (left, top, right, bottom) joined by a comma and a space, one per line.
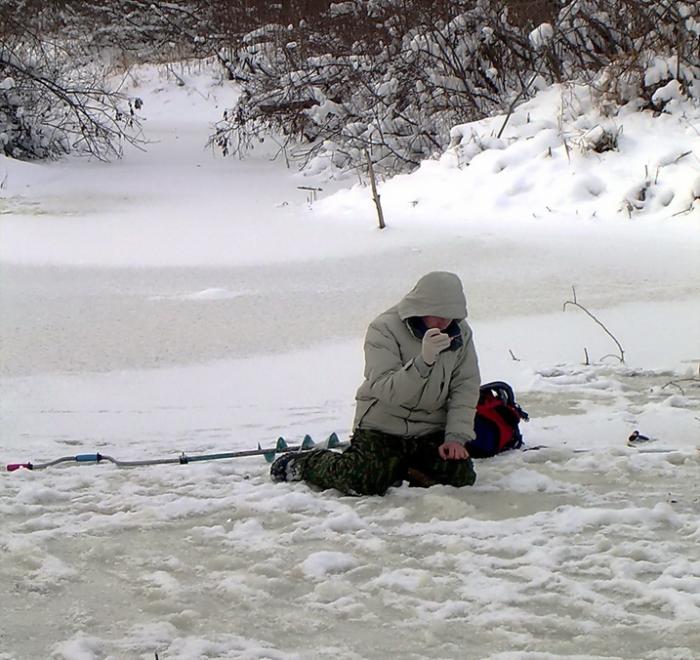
1, 63, 699, 660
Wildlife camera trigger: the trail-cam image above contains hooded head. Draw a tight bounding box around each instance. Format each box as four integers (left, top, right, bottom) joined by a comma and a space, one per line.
397, 271, 468, 321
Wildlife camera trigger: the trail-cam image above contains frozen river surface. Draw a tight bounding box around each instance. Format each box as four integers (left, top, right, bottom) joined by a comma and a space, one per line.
1, 66, 700, 659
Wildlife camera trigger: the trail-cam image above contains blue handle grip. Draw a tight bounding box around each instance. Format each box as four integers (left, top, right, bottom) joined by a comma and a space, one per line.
75, 454, 102, 462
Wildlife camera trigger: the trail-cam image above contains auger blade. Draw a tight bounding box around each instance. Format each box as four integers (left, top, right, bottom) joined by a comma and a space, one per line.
300, 434, 315, 450
262, 437, 289, 463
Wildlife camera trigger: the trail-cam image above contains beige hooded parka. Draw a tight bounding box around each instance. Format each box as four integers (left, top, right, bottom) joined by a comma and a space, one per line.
353, 271, 481, 444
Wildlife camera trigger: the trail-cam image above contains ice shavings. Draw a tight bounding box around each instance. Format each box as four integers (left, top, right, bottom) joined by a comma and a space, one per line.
15, 483, 73, 505
139, 570, 183, 597
3, 437, 698, 657
322, 509, 369, 532
370, 568, 432, 592
51, 633, 105, 660
301, 551, 359, 578
488, 467, 570, 494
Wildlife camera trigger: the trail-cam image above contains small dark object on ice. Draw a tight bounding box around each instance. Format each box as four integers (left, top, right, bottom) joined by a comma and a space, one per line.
628, 430, 655, 446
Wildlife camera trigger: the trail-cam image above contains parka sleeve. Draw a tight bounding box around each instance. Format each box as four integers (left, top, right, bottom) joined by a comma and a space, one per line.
363, 323, 432, 406
444, 330, 481, 443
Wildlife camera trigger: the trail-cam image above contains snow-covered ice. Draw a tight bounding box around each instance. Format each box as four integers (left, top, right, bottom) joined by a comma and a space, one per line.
1, 63, 699, 659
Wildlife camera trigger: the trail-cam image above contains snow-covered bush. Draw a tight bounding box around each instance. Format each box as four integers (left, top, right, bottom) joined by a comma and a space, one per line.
0, 47, 142, 160
211, 1, 537, 174
0, 2, 146, 160
0, 0, 338, 159
2, 0, 699, 167
0, 0, 275, 160
551, 0, 700, 110
211, 0, 700, 176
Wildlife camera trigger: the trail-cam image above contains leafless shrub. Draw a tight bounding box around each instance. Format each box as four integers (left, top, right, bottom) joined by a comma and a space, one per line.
209, 0, 699, 175
0, 2, 145, 159
552, 0, 700, 109
2, 0, 699, 167
563, 286, 625, 364
210, 1, 540, 175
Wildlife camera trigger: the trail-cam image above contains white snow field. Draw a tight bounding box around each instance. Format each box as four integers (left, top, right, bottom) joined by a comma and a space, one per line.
1, 64, 699, 660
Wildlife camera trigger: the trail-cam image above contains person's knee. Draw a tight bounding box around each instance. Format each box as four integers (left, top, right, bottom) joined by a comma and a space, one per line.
303, 449, 397, 496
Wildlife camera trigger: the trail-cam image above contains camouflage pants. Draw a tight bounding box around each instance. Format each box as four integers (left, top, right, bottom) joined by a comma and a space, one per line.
299, 429, 476, 496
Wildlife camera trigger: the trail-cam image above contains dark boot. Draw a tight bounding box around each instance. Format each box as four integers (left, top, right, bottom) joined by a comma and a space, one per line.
270, 452, 306, 482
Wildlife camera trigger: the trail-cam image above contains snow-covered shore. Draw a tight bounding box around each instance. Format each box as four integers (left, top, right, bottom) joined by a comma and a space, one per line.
1, 64, 699, 659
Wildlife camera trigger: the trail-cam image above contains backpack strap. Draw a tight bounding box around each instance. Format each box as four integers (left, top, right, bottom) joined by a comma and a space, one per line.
479, 381, 529, 422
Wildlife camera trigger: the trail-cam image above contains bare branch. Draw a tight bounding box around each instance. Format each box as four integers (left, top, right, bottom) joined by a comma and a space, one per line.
563, 286, 625, 364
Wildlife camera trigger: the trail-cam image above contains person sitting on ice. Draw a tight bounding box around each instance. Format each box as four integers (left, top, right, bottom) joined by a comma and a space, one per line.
270, 271, 481, 495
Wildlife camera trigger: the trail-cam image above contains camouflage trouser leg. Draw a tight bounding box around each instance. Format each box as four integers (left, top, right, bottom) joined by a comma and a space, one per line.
301, 430, 408, 496
407, 433, 476, 488
301, 429, 476, 496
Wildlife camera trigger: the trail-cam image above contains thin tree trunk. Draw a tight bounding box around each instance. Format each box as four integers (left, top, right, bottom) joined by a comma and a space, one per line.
366, 150, 386, 229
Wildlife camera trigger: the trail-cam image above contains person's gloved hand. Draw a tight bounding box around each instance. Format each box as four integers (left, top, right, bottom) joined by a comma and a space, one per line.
421, 327, 452, 365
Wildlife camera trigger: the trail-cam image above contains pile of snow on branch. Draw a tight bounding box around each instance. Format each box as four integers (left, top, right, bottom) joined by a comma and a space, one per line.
212, 0, 700, 176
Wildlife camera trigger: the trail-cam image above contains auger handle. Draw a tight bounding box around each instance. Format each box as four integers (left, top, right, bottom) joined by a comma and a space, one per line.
75, 453, 102, 462
6, 463, 33, 472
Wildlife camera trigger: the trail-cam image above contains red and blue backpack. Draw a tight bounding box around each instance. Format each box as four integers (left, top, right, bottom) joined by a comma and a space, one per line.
466, 381, 529, 458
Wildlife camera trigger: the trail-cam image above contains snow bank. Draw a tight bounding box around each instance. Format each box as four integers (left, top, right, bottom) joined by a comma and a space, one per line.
317, 84, 700, 227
